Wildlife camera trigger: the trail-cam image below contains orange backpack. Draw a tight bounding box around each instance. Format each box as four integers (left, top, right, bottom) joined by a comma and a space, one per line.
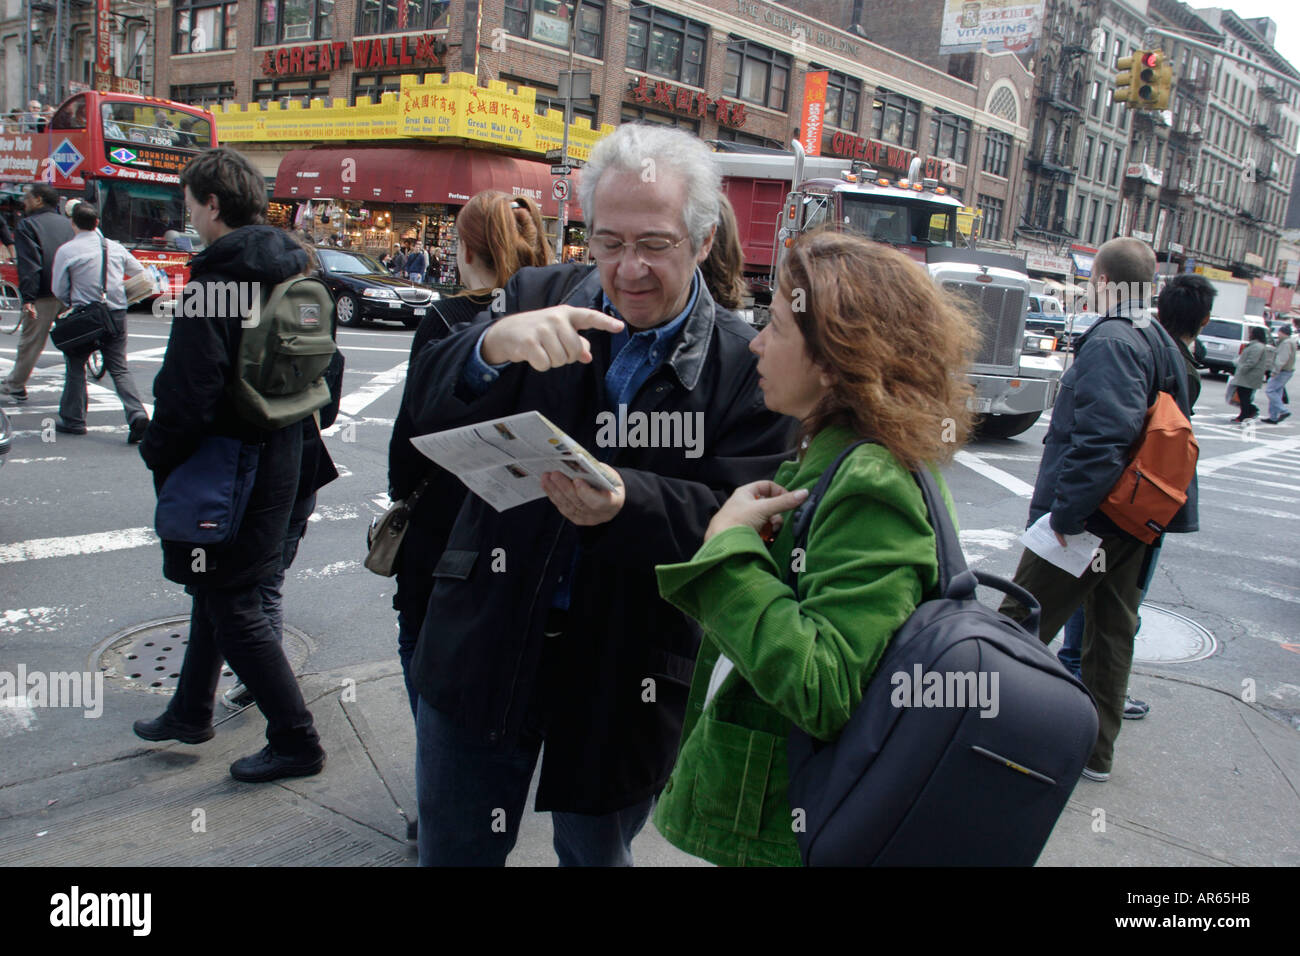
1100, 322, 1199, 543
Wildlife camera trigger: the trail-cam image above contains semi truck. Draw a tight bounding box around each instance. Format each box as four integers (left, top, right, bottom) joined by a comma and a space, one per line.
713, 141, 1063, 438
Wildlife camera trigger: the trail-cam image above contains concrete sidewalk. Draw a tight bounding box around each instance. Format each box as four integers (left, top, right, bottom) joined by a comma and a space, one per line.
0, 662, 1295, 866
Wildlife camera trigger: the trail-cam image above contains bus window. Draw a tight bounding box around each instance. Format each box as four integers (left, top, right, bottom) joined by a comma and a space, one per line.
99, 180, 186, 249
52, 95, 87, 129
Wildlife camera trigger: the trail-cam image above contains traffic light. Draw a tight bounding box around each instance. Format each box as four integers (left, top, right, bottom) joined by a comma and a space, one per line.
1135, 50, 1174, 110
1115, 53, 1139, 108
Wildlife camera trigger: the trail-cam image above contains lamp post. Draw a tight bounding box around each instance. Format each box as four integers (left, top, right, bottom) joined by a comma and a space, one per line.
555, 0, 584, 263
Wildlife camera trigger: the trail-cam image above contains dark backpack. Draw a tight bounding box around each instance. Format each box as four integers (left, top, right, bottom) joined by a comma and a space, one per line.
784, 440, 1098, 866
229, 275, 338, 430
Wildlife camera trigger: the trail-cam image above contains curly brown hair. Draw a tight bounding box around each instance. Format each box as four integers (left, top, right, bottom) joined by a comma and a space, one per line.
778, 229, 981, 469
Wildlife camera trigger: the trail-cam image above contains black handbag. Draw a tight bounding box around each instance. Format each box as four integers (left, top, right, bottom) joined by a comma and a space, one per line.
50, 236, 118, 355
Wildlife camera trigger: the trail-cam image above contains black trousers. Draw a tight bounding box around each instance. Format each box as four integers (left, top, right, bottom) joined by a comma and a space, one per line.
168, 582, 321, 756
1234, 385, 1258, 420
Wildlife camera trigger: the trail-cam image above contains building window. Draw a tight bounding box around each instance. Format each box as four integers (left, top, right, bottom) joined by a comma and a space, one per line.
988, 85, 1018, 123
1110, 147, 1122, 186
253, 77, 330, 105
1072, 194, 1085, 235
815, 69, 861, 131
505, 75, 598, 124
1096, 142, 1107, 183
351, 73, 405, 103
983, 129, 1011, 177
171, 82, 237, 107
258, 0, 334, 46
870, 90, 921, 148
626, 4, 707, 87
1088, 197, 1100, 244
716, 127, 779, 148
355, 0, 451, 36
976, 194, 1004, 240
620, 103, 698, 132
1101, 202, 1113, 240
505, 0, 605, 58
174, 0, 239, 53
1080, 135, 1095, 178
929, 109, 971, 164
1090, 80, 1100, 116
722, 39, 790, 112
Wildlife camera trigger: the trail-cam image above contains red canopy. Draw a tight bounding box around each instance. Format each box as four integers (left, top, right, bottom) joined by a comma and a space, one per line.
274, 146, 561, 216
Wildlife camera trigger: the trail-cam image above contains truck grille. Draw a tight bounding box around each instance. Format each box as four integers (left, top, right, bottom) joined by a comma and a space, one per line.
943, 281, 1025, 369
397, 288, 435, 305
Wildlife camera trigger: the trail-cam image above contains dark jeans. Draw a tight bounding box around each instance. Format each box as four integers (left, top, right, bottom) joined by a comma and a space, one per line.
169, 582, 321, 756
59, 316, 147, 428
1001, 534, 1152, 774
414, 696, 654, 866
257, 493, 316, 641
1234, 385, 1258, 420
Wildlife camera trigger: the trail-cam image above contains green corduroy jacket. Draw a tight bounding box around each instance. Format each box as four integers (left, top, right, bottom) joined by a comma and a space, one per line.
653, 425, 955, 866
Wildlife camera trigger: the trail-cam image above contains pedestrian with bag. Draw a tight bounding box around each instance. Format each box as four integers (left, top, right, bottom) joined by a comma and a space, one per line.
135, 146, 327, 783
999, 237, 1197, 783
1262, 324, 1295, 424
1, 184, 74, 402
48, 202, 149, 440
652, 232, 981, 865
400, 123, 794, 866
1229, 325, 1269, 423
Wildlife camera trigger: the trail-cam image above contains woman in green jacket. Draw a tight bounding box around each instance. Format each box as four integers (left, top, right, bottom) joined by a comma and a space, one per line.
652, 230, 980, 866
1229, 325, 1269, 423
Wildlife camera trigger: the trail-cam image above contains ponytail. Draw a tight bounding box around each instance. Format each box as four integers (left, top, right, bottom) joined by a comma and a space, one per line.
455, 190, 552, 294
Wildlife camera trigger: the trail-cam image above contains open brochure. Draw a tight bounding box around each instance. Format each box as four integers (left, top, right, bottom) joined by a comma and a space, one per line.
410, 411, 618, 513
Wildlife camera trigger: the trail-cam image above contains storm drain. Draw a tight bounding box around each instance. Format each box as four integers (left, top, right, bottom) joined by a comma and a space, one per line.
1132, 605, 1217, 664
91, 616, 313, 695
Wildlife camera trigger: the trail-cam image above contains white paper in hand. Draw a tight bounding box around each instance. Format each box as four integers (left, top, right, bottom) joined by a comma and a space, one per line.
1019, 513, 1103, 578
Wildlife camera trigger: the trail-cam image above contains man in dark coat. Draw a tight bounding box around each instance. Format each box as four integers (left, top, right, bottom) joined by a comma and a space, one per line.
1000, 237, 1197, 783
2, 184, 74, 401
135, 147, 325, 783
402, 124, 795, 866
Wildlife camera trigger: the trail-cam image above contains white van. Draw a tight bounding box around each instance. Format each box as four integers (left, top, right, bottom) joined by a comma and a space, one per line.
1199, 316, 1270, 377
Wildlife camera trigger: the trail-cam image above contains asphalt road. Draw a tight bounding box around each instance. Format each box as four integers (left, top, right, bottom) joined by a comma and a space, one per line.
2, 311, 1298, 858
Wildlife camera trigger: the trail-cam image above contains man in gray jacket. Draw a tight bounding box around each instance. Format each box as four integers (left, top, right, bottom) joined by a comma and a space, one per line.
49, 202, 149, 440
1000, 237, 1197, 783
1262, 325, 1295, 424
1, 184, 74, 401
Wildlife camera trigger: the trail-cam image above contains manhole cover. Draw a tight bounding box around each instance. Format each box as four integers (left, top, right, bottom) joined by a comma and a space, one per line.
91, 617, 313, 695
1133, 605, 1217, 664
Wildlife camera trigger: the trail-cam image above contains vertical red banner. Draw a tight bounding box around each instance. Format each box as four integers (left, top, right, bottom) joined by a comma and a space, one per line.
801, 70, 829, 157
96, 0, 113, 75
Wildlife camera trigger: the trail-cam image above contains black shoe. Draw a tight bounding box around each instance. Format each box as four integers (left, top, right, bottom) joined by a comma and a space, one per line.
406, 817, 418, 843
133, 712, 215, 745
230, 744, 326, 783
1279, 411, 1292, 422
0, 383, 26, 402
128, 415, 149, 444
55, 421, 87, 435
1261, 418, 1280, 424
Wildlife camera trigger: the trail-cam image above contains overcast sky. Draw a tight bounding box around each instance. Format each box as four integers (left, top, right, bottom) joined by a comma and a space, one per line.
1192, 2, 1300, 75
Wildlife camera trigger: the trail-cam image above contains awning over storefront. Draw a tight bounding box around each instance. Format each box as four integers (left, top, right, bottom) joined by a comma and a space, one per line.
274, 146, 561, 216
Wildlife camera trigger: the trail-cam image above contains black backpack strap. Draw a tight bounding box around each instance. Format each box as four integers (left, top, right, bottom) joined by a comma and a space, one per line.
783, 439, 971, 596
98, 235, 108, 302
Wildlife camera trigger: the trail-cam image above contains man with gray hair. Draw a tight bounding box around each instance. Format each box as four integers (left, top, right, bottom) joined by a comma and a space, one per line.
401, 123, 794, 865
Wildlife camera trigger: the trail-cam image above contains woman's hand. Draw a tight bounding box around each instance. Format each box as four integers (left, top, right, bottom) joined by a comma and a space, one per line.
704, 481, 809, 543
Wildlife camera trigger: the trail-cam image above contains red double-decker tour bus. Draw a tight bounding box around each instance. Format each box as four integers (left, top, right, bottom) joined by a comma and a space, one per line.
0, 90, 218, 299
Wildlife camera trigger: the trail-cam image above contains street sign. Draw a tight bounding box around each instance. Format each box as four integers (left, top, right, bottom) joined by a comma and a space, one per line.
550, 164, 572, 176
545, 149, 565, 162
552, 179, 570, 201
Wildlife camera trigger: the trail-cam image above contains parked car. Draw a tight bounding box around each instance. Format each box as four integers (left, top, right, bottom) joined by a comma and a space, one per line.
315, 248, 440, 329
1199, 316, 1271, 377
1060, 311, 1102, 351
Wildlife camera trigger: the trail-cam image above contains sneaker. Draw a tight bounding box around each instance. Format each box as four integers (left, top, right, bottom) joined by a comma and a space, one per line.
1280, 411, 1292, 422
1261, 418, 1280, 424
1123, 696, 1149, 719
133, 712, 215, 745
0, 382, 26, 401
230, 744, 326, 783
54, 421, 86, 435
1081, 766, 1110, 782
220, 682, 254, 711
127, 415, 149, 444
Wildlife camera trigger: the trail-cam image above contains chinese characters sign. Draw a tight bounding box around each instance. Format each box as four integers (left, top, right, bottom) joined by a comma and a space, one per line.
628, 77, 749, 128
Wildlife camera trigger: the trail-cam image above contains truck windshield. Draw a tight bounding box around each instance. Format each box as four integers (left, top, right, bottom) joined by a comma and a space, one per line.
98, 180, 188, 250
841, 195, 956, 247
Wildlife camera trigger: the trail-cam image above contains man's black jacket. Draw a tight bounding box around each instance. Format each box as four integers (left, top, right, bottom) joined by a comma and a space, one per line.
15, 205, 74, 303
403, 264, 796, 814
140, 226, 313, 589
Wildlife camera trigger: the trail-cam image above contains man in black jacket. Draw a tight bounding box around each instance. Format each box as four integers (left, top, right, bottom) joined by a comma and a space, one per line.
134, 147, 325, 783
1000, 237, 1197, 783
402, 124, 794, 866
2, 184, 74, 402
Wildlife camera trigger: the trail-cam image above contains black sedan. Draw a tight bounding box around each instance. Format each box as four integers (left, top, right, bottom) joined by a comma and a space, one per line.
315, 248, 440, 329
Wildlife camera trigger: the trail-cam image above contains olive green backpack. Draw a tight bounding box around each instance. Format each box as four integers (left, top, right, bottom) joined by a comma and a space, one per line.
229, 275, 338, 430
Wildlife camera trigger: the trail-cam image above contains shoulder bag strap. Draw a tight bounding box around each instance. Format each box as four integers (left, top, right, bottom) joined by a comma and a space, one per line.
98, 235, 108, 302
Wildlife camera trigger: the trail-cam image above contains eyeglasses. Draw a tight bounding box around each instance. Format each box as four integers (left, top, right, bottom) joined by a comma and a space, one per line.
590, 234, 689, 264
